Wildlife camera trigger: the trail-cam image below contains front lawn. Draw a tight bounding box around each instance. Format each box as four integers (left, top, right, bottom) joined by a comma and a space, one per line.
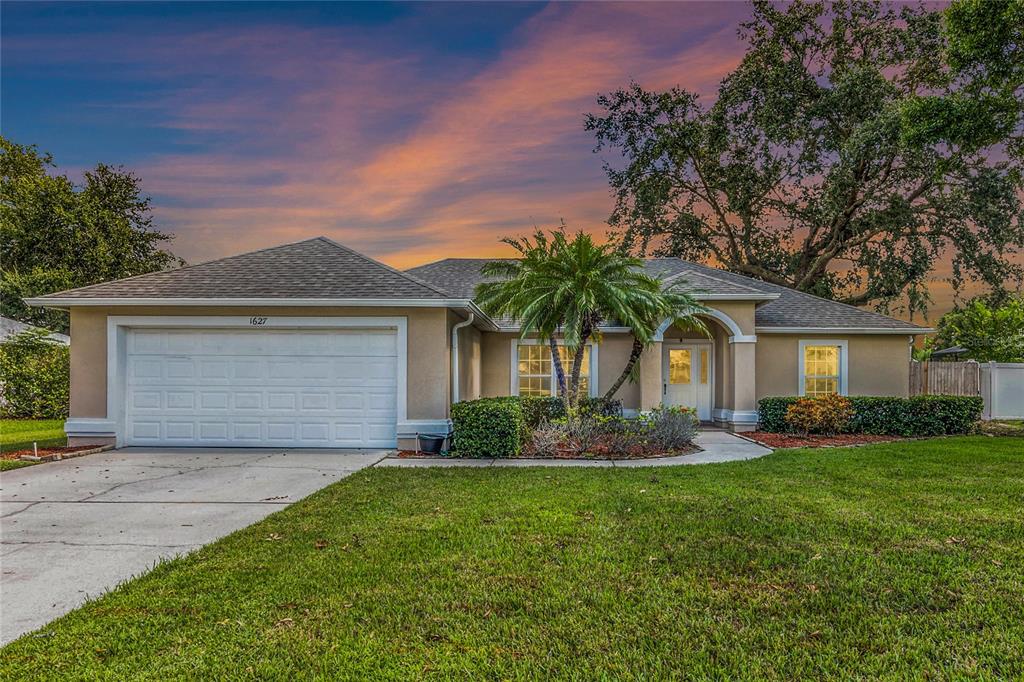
0, 419, 65, 470
2, 437, 1022, 679
0, 419, 66, 452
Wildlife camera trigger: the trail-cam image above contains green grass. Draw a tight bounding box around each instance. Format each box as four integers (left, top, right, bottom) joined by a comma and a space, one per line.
2, 437, 1022, 679
0, 419, 65, 452
0, 459, 37, 471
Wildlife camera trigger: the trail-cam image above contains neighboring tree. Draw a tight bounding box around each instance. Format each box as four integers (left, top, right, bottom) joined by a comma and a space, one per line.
474, 229, 708, 413
1, 137, 182, 333
585, 0, 1024, 316
0, 329, 70, 419
932, 295, 1024, 362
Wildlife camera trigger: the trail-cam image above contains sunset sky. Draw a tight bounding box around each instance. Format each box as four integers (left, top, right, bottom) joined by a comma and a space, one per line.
2, 1, 1016, 321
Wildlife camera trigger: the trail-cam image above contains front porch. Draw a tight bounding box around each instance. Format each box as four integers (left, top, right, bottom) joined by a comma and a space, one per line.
637, 307, 759, 432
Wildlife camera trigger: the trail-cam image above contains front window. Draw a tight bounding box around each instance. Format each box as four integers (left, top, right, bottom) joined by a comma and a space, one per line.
516, 343, 592, 397
803, 345, 841, 396
516, 344, 552, 396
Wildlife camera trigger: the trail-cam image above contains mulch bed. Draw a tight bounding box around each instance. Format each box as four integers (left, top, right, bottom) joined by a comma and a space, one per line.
744, 432, 902, 449
1, 445, 100, 462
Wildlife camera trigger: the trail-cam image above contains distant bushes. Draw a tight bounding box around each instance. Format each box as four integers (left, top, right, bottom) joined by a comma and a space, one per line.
759, 395, 983, 436
0, 330, 69, 419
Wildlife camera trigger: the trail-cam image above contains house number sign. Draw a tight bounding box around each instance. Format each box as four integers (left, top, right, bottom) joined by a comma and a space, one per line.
249, 316, 268, 326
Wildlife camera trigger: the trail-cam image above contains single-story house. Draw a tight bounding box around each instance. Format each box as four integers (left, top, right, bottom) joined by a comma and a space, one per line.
26, 237, 930, 449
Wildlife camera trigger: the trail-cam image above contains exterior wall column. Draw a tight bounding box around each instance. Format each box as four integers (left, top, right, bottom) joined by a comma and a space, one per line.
728, 339, 758, 431
638, 342, 663, 411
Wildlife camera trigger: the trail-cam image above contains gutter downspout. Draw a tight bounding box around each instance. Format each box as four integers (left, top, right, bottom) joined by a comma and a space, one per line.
451, 312, 475, 404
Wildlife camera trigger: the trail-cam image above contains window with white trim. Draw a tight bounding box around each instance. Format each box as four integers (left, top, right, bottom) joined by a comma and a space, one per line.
799, 340, 848, 397
514, 342, 594, 397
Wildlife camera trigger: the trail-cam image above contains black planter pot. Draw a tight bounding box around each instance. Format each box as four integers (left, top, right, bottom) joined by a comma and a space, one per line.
417, 434, 446, 454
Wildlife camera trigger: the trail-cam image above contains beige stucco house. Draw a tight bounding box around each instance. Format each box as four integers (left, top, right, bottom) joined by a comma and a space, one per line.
27, 237, 929, 450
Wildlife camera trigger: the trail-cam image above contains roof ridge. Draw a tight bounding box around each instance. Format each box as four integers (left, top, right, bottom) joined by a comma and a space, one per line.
659, 263, 766, 294
678, 260, 927, 329
316, 237, 454, 298
36, 237, 328, 300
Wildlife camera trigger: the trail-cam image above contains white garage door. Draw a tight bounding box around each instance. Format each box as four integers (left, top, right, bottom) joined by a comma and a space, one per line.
124, 328, 398, 448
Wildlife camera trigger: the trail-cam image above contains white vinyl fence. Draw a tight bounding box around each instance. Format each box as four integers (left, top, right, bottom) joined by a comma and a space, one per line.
979, 362, 1024, 420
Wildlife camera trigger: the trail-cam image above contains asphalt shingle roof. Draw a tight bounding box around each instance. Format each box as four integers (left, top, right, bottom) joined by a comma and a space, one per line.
34, 237, 927, 332
35, 238, 453, 301
406, 258, 927, 331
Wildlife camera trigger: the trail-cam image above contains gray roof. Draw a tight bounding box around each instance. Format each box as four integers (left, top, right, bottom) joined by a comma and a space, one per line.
0, 316, 70, 344
32, 238, 452, 301
407, 258, 928, 332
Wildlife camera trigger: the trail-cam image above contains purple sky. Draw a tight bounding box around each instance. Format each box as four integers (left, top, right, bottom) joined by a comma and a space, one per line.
3, 2, 1016, 318
3, 2, 749, 264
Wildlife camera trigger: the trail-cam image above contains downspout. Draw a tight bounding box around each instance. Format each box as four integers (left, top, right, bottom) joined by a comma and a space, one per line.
451, 312, 475, 404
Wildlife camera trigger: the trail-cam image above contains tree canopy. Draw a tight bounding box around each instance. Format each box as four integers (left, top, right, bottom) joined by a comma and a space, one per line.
1, 137, 182, 332
586, 0, 1024, 316
933, 295, 1024, 362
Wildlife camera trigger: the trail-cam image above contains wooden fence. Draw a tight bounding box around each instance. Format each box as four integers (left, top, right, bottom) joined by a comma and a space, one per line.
909, 360, 981, 396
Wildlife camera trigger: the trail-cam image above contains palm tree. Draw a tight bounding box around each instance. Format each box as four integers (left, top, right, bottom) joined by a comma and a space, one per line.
475, 228, 709, 412
601, 286, 709, 400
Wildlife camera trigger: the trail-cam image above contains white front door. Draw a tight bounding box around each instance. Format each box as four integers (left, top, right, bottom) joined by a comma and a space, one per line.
662, 343, 713, 421
124, 327, 398, 448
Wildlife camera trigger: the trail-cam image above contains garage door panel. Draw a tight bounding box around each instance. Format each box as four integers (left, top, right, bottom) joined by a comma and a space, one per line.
125, 328, 398, 448
166, 421, 196, 440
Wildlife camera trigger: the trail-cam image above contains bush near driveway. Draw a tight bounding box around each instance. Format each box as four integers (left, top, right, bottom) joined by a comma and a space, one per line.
451, 397, 526, 457
1, 437, 1021, 679
760, 395, 983, 436
0, 330, 69, 419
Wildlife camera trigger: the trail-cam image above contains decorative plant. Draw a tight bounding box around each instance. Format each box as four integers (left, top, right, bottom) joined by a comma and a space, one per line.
475, 227, 708, 417
784, 394, 854, 435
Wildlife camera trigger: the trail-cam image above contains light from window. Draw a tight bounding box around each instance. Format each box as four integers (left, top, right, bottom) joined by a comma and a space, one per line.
516, 344, 590, 396
804, 345, 840, 396
700, 349, 708, 385
669, 349, 691, 384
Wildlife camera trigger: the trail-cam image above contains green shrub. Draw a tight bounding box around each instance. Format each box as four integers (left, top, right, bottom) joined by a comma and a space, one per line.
757, 397, 798, 432
519, 395, 623, 428
451, 397, 526, 458
0, 330, 69, 419
759, 395, 983, 436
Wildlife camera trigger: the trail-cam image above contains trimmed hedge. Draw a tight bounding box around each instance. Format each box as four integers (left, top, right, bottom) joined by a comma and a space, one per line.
758, 395, 984, 437
451, 397, 526, 458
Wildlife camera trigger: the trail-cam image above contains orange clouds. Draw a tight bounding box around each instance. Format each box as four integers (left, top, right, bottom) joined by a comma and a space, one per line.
121, 3, 749, 265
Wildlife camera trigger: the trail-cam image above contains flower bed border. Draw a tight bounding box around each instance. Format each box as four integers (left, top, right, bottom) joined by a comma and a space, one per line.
742, 432, 902, 449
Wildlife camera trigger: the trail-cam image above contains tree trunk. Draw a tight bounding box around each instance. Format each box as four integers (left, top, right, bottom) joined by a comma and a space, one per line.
548, 336, 567, 398
568, 318, 594, 411
603, 338, 645, 400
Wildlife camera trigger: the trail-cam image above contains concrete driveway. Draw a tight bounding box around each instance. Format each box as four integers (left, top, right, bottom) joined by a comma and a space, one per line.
0, 447, 385, 645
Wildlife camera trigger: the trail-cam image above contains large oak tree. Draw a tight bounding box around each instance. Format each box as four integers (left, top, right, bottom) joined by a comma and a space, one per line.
1, 137, 182, 332
586, 0, 1023, 315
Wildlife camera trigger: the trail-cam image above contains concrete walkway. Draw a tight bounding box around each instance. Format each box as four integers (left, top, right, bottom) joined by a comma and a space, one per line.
0, 447, 386, 645
377, 430, 772, 468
